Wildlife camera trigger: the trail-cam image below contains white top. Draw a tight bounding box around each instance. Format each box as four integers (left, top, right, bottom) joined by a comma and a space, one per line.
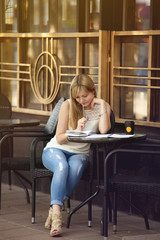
44, 103, 101, 155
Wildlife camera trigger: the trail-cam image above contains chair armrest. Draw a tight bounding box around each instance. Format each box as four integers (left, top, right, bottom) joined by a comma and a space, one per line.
0, 132, 52, 173
0, 132, 52, 159
30, 135, 52, 170
105, 147, 160, 167
119, 138, 160, 150
104, 146, 160, 182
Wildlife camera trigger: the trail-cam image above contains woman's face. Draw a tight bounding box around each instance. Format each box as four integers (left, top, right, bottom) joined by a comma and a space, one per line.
75, 90, 94, 109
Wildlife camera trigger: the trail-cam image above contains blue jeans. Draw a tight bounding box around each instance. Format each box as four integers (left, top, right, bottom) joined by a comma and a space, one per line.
42, 148, 89, 206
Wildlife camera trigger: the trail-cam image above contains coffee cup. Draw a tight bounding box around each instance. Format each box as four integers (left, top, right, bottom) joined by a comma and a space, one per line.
124, 121, 134, 135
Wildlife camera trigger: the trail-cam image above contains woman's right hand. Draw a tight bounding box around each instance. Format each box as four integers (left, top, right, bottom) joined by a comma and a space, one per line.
76, 117, 88, 131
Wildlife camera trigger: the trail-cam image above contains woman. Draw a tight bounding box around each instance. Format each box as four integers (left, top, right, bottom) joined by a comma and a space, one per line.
42, 74, 111, 237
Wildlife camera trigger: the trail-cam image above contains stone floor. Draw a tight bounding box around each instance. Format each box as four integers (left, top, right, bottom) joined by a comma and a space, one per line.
1, 183, 160, 240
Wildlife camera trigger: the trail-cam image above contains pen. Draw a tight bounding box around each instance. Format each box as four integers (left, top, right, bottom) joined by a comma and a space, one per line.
82, 104, 86, 118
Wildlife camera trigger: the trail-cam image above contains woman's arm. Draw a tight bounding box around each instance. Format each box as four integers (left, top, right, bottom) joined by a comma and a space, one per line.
91, 98, 111, 134
56, 100, 70, 145
98, 101, 111, 134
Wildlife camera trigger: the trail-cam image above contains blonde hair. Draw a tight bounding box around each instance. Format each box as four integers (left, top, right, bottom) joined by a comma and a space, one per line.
69, 74, 96, 129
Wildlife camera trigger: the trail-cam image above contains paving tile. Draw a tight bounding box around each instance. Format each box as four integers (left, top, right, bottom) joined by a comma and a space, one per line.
1, 183, 160, 240
122, 233, 160, 240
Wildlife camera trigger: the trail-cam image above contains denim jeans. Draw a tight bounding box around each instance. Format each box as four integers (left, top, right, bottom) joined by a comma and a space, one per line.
42, 148, 89, 206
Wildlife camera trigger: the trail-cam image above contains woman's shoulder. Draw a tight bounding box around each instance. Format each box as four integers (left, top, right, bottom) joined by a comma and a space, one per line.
62, 99, 69, 105
61, 99, 70, 110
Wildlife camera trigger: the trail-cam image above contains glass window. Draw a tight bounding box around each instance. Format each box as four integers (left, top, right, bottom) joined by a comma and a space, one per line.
4, 0, 18, 32
112, 35, 150, 122
23, 37, 77, 110
89, 0, 100, 31
83, 39, 99, 84
124, 0, 151, 30
56, 0, 77, 32
0, 38, 18, 106
24, 0, 77, 33
112, 32, 160, 126
117, 37, 148, 120
0, 0, 102, 33
0, 35, 99, 113
150, 36, 160, 122
32, 0, 49, 32
0, 0, 78, 33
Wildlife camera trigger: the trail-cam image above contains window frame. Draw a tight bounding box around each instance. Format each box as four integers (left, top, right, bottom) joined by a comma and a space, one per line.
111, 30, 160, 127
0, 31, 109, 117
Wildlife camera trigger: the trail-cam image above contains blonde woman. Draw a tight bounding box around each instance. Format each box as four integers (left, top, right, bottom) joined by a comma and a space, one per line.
42, 74, 111, 237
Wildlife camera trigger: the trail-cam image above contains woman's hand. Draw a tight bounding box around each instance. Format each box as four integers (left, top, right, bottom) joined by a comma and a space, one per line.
90, 97, 111, 134
90, 97, 105, 109
76, 117, 88, 131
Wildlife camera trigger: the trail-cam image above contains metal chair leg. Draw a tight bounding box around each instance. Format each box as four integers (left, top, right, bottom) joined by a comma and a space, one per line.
8, 170, 12, 190
88, 199, 92, 227
32, 179, 36, 224
113, 192, 117, 232
13, 171, 30, 204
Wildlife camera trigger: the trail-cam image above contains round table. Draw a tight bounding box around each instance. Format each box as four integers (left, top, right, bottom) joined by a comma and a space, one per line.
0, 118, 40, 160
66, 133, 146, 229
68, 133, 146, 144
0, 119, 40, 129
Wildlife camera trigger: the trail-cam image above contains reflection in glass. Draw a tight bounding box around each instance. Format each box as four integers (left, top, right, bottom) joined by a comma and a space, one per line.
57, 0, 77, 32
150, 36, 160, 122
133, 88, 147, 120
5, 0, 17, 32
1, 0, 102, 33
89, 0, 100, 31
135, 0, 150, 30
119, 86, 147, 121
83, 40, 99, 84
123, 0, 151, 30
33, 0, 49, 32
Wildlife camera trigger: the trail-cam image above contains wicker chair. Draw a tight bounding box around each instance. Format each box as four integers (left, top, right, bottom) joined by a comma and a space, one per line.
0, 93, 13, 195
103, 140, 160, 239
30, 97, 66, 223
0, 97, 65, 222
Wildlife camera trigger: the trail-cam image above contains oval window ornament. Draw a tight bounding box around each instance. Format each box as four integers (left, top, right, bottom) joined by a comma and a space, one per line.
31, 51, 59, 104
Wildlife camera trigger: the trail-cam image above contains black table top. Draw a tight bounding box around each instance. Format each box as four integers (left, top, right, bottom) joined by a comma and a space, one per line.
0, 118, 40, 128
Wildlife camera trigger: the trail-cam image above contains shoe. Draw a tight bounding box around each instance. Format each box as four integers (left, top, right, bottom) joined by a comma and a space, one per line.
44, 207, 52, 230
50, 212, 62, 237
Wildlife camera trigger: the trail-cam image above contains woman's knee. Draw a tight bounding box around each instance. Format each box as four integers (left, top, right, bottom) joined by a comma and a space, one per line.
42, 148, 68, 172
75, 154, 89, 167
57, 159, 68, 174
69, 154, 89, 173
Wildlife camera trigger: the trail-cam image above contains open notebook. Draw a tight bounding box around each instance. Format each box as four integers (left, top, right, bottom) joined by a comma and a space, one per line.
65, 130, 94, 137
